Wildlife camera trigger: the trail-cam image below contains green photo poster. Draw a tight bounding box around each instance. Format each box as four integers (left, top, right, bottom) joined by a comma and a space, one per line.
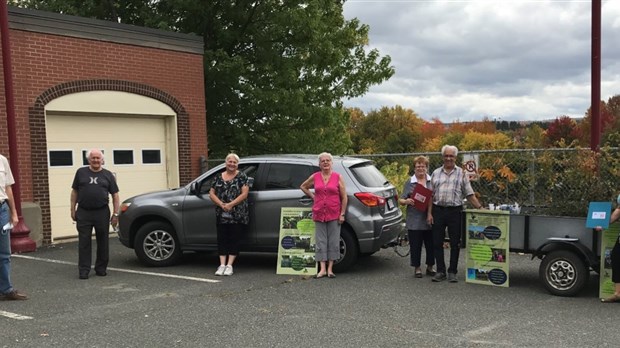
276, 207, 317, 276
599, 223, 619, 299
465, 209, 510, 287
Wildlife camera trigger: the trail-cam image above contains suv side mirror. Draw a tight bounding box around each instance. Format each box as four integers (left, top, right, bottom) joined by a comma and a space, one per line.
191, 181, 209, 197
190, 182, 199, 195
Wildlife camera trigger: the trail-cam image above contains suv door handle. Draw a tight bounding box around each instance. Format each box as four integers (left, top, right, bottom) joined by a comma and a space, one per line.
299, 197, 313, 205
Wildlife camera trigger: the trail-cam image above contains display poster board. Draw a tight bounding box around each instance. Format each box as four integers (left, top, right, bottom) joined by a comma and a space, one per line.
465, 209, 510, 287
599, 223, 619, 299
586, 201, 612, 229
276, 207, 317, 276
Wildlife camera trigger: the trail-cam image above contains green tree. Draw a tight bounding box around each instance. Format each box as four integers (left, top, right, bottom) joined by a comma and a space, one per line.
349, 106, 424, 154
522, 124, 546, 148
12, 0, 394, 157
8, 0, 164, 27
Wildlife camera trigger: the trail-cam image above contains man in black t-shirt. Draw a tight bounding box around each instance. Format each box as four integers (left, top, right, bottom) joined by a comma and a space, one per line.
70, 149, 120, 279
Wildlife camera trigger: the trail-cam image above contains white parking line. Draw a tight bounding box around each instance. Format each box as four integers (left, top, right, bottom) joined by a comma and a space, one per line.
12, 255, 221, 283
0, 310, 33, 320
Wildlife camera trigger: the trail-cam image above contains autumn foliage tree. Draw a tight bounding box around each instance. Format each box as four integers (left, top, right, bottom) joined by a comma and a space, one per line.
349, 106, 424, 154
419, 118, 446, 144
544, 116, 580, 147
577, 101, 616, 147
459, 130, 514, 151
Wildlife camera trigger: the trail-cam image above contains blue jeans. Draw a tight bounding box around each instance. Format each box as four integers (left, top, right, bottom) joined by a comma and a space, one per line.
0, 203, 14, 294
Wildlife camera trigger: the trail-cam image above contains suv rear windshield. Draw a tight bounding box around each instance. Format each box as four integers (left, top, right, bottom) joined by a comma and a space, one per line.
348, 162, 390, 188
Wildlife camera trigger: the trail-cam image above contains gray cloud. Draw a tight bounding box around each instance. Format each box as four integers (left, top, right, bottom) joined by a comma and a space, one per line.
343, 0, 620, 122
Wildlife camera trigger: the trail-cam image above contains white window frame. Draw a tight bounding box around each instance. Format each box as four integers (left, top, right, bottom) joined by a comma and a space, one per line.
141, 148, 163, 165
111, 148, 135, 166
48, 149, 74, 168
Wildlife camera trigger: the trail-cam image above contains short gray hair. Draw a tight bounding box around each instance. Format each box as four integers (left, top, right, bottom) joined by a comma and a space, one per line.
225, 153, 240, 162
318, 152, 333, 162
441, 145, 458, 157
86, 149, 104, 160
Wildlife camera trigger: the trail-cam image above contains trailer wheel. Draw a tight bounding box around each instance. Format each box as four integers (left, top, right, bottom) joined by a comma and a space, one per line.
539, 250, 588, 297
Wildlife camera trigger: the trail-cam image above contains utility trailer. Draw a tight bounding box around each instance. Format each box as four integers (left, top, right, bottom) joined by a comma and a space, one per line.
505, 214, 598, 297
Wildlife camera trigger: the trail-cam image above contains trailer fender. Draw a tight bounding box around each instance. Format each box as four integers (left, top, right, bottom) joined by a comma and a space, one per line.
531, 240, 598, 270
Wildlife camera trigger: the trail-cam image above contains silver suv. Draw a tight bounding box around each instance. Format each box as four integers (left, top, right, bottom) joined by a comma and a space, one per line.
117, 155, 402, 272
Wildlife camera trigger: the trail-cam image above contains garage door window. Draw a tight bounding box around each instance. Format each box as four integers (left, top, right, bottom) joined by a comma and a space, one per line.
142, 149, 161, 164
49, 150, 73, 167
113, 150, 134, 165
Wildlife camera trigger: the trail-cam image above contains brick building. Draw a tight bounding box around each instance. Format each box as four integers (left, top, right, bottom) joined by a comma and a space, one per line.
0, 7, 207, 244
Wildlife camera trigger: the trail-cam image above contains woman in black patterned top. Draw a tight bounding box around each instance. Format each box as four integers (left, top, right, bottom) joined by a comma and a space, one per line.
209, 153, 249, 276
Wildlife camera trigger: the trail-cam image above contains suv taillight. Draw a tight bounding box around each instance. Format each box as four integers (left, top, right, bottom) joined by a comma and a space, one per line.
354, 192, 386, 207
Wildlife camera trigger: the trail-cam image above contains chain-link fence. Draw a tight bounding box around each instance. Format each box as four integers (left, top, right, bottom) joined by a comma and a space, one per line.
356, 148, 620, 217
204, 148, 620, 217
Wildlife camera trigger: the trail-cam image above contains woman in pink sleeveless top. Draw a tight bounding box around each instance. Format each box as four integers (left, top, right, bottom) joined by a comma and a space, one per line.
300, 152, 348, 278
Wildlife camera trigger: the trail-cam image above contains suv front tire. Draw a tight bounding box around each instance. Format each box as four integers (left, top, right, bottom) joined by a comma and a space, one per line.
134, 221, 182, 267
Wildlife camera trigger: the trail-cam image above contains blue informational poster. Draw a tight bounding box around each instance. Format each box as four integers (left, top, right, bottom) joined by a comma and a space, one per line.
586, 202, 612, 229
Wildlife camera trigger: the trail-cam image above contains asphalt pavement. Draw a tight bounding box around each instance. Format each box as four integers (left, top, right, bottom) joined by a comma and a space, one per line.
1, 237, 619, 347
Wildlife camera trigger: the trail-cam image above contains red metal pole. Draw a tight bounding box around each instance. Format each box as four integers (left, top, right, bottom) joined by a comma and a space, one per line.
0, 2, 36, 252
591, 0, 601, 151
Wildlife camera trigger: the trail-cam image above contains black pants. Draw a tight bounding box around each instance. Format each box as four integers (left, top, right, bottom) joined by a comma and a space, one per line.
408, 229, 434, 268
612, 238, 620, 283
431, 205, 462, 274
76, 207, 110, 275
216, 223, 244, 256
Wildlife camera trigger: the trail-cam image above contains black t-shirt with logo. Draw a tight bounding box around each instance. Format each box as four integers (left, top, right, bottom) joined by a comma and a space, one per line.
71, 167, 119, 210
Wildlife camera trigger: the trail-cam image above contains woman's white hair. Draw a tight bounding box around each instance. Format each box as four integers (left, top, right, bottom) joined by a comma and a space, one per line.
318, 152, 333, 162
441, 145, 458, 157
225, 153, 240, 162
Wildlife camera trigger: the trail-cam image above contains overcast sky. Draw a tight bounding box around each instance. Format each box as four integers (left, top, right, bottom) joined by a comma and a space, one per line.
342, 0, 620, 122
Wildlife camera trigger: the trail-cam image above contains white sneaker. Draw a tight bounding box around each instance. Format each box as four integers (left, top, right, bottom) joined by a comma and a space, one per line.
223, 265, 234, 276
215, 265, 226, 276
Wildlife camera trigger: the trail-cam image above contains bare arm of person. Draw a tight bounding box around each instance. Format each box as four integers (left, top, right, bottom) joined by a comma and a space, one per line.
426, 202, 434, 225
6, 185, 19, 226
466, 194, 483, 210
300, 175, 315, 199
70, 189, 78, 222
338, 176, 348, 223
226, 185, 249, 209
209, 188, 225, 210
597, 207, 620, 231
110, 192, 121, 225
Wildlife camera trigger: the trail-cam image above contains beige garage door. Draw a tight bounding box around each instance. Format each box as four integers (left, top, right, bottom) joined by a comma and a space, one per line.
47, 114, 170, 240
